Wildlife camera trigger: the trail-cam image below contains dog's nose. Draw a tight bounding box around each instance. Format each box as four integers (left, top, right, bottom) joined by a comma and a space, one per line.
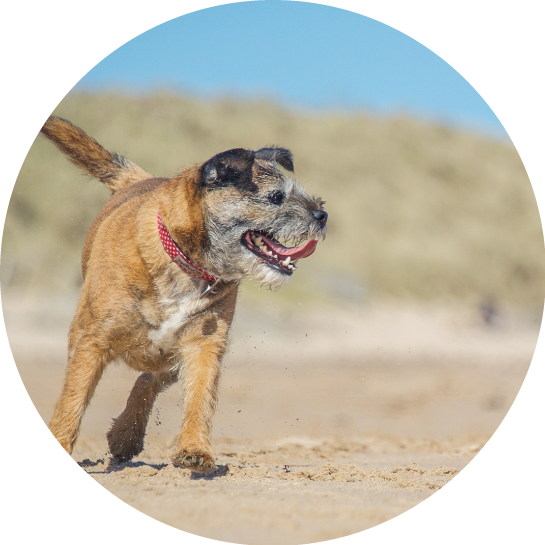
313, 209, 328, 225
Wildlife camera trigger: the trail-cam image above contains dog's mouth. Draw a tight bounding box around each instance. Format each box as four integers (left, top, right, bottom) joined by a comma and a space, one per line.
242, 231, 318, 275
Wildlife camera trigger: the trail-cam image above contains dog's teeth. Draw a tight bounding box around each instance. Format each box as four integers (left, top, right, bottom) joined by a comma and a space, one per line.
255, 236, 262, 244
288, 264, 295, 270
282, 257, 291, 266
274, 254, 278, 259
267, 251, 273, 256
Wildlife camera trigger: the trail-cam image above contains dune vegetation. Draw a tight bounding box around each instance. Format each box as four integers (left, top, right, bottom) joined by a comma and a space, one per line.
2, 92, 544, 309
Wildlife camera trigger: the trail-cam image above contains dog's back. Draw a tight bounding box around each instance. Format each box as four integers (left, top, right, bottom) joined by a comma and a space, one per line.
80, 177, 169, 277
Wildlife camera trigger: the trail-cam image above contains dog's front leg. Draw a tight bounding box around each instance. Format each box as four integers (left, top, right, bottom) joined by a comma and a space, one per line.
49, 336, 110, 454
173, 331, 227, 473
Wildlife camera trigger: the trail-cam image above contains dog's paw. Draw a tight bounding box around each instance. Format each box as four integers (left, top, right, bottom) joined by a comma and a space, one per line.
107, 421, 145, 463
172, 450, 216, 473
22, 453, 75, 473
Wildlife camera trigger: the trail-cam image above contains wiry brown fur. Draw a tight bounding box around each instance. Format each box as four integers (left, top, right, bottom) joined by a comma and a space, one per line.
43, 116, 326, 472
41, 116, 152, 191
81, 177, 168, 277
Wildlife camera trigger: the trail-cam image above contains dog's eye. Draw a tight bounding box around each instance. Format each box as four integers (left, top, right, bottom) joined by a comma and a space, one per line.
268, 191, 285, 205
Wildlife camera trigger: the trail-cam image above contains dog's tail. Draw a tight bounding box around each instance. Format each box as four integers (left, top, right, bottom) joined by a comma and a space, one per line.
40, 116, 153, 192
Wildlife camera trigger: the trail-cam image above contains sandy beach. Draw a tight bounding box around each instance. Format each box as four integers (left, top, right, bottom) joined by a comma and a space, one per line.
3, 292, 538, 544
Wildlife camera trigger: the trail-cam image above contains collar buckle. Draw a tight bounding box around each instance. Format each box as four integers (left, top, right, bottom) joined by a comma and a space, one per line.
200, 279, 221, 298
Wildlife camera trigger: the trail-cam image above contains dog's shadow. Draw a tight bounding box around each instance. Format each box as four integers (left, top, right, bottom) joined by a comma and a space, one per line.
78, 458, 229, 479
189, 465, 229, 480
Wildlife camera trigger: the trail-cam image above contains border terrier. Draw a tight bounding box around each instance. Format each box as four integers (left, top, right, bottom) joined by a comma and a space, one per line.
41, 116, 327, 472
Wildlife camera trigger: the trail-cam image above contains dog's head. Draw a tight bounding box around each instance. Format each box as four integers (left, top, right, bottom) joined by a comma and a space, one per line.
187, 146, 327, 289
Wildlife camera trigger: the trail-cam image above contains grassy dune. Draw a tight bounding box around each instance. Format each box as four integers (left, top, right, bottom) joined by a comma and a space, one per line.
2, 92, 544, 308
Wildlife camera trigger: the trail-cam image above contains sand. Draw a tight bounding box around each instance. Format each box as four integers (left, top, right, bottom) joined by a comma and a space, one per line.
2, 293, 539, 544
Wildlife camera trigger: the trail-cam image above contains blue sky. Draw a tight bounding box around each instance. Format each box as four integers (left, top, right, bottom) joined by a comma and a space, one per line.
74, 1, 506, 138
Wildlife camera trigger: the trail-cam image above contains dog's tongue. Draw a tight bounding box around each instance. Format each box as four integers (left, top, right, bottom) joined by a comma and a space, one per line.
262, 235, 318, 260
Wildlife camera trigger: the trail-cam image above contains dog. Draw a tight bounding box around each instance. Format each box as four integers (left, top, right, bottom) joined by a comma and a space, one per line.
40, 116, 327, 472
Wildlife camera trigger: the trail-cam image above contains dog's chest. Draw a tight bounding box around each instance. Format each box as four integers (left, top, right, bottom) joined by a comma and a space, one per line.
147, 290, 208, 353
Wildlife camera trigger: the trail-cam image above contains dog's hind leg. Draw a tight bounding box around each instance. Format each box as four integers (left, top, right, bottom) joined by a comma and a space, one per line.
49, 337, 111, 454
107, 369, 178, 463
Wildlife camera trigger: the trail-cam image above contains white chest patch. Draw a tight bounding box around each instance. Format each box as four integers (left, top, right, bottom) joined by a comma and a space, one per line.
148, 291, 208, 353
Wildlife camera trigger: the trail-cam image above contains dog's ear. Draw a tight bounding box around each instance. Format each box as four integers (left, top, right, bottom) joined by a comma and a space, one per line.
255, 147, 294, 172
201, 148, 257, 192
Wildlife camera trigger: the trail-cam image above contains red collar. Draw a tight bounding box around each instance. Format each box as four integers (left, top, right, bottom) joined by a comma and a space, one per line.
157, 210, 218, 283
